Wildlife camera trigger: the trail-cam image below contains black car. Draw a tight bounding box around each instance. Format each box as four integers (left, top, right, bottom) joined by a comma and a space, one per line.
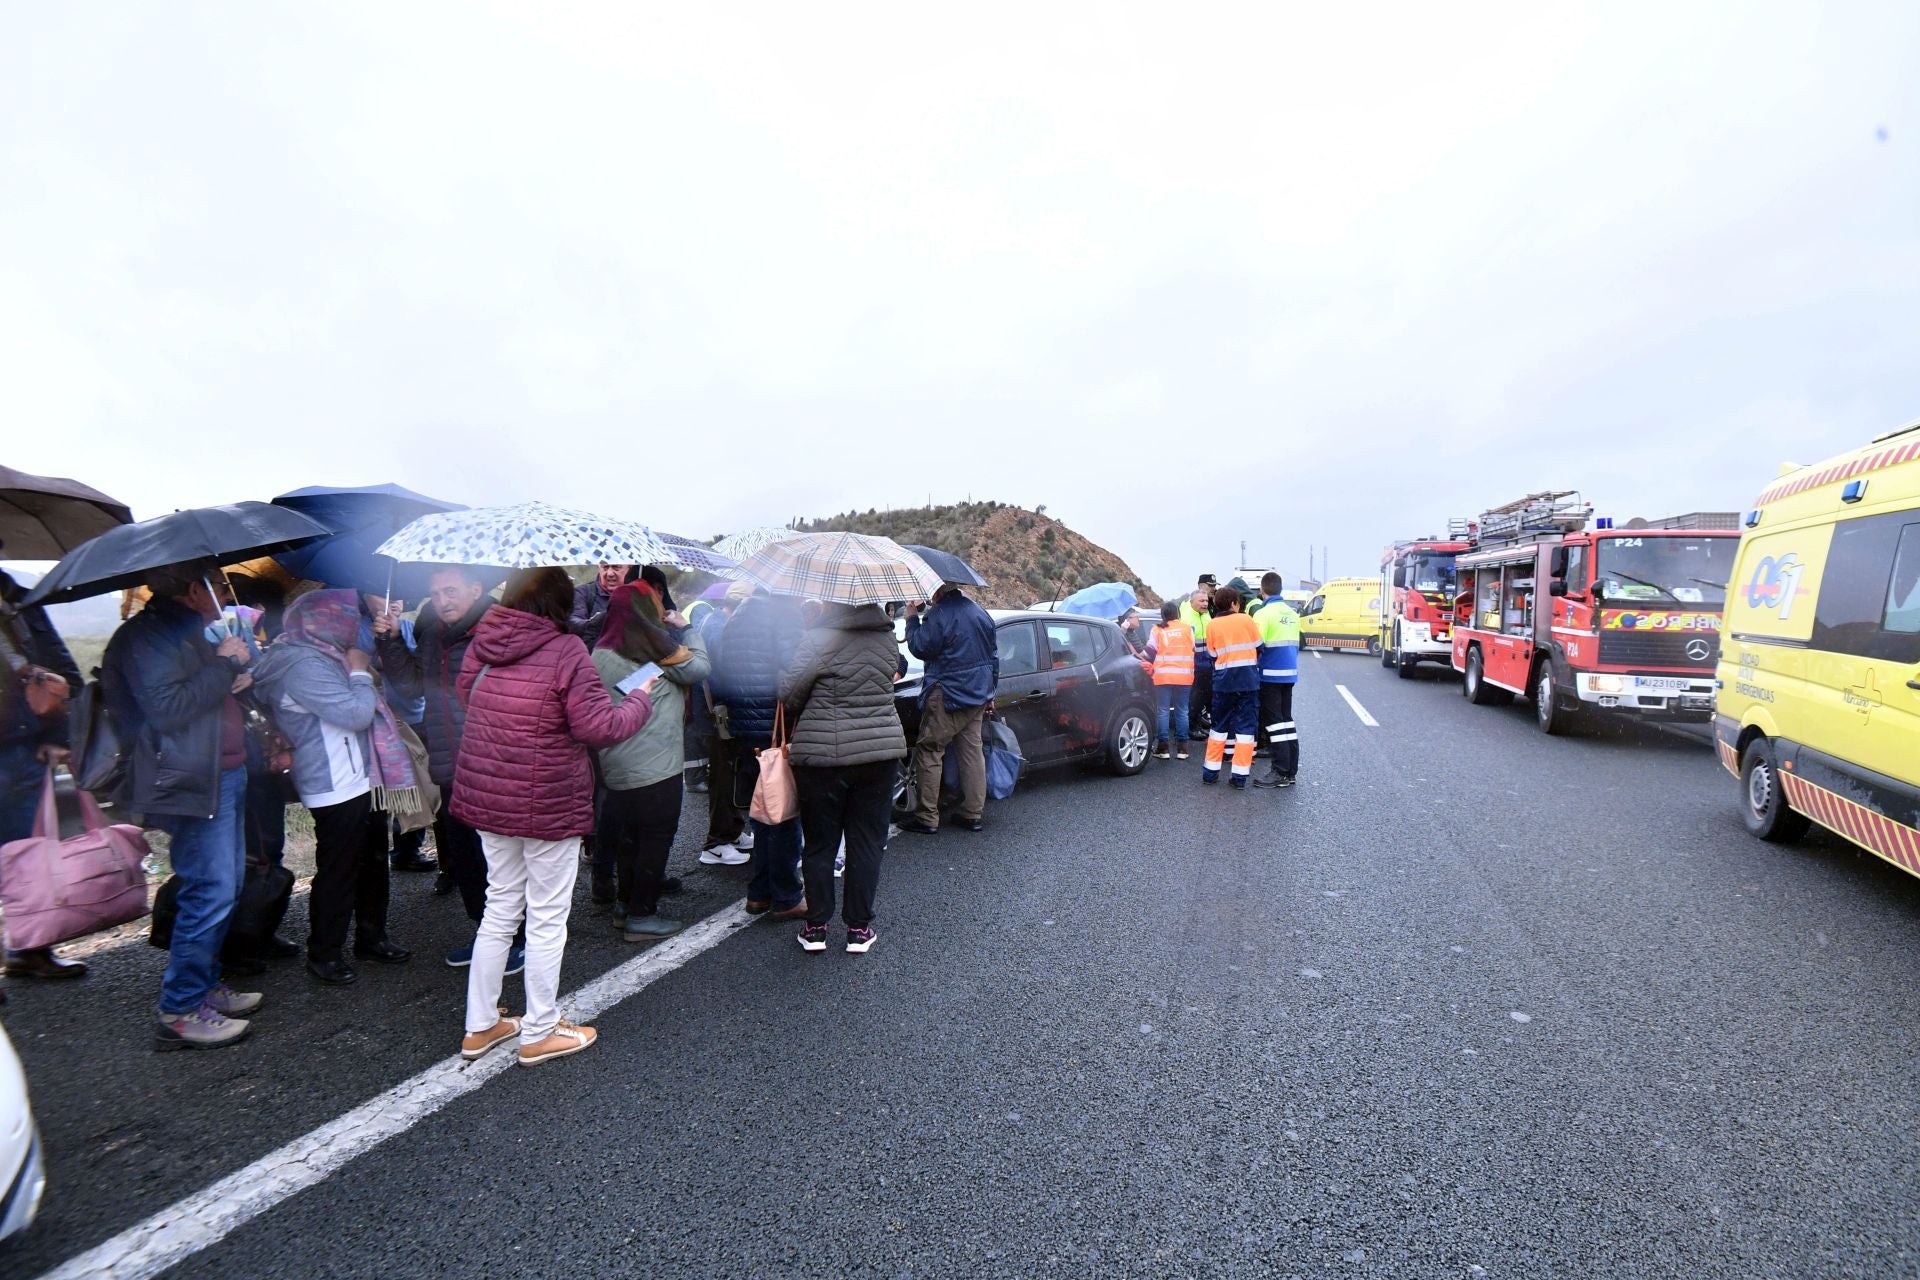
893, 610, 1156, 804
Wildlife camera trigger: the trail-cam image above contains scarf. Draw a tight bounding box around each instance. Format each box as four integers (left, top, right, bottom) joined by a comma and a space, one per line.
276, 589, 424, 821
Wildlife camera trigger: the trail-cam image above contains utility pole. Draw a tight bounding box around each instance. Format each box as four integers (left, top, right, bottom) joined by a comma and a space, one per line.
1239, 539, 1247, 570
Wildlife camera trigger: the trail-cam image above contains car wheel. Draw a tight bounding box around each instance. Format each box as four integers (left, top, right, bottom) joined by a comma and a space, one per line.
892, 758, 918, 820
1534, 664, 1576, 735
1106, 705, 1153, 776
1740, 739, 1811, 843
1464, 646, 1507, 706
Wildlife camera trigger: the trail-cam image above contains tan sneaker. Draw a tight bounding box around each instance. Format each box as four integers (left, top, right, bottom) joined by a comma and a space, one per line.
460, 1010, 521, 1061
518, 1020, 597, 1067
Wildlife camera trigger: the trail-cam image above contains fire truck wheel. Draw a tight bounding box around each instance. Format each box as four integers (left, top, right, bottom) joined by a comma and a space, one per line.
1534, 666, 1577, 735
1463, 646, 1508, 706
1380, 631, 1395, 668
1395, 632, 1418, 680
1739, 739, 1811, 843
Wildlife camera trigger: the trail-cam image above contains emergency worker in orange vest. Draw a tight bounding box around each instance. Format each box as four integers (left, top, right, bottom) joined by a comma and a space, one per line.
1202, 586, 1262, 788
1146, 600, 1194, 761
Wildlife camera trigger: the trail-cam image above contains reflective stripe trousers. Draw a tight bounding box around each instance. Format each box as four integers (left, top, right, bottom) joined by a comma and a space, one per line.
1259, 683, 1299, 780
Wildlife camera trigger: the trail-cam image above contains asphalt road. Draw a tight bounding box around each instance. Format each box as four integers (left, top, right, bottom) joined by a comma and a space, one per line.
7, 651, 1920, 1278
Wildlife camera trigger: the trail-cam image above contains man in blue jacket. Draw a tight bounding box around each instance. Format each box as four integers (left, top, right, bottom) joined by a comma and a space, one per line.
902, 584, 998, 834
102, 559, 263, 1050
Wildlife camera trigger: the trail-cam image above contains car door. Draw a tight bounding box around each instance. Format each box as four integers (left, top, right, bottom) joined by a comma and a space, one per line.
989, 621, 1059, 761
1042, 619, 1108, 758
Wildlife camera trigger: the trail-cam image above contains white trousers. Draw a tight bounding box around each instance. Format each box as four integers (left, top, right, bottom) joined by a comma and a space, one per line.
467, 832, 581, 1043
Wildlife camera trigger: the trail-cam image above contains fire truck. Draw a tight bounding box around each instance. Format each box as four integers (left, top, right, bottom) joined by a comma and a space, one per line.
1379, 523, 1471, 678
1449, 493, 1742, 733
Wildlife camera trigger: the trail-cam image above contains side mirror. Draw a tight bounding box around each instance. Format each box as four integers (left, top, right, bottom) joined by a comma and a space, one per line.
1549, 547, 1570, 578
1549, 581, 1569, 597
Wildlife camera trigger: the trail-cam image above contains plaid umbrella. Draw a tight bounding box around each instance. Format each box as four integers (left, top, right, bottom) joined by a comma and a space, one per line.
654, 530, 739, 574
728, 531, 944, 605
373, 500, 675, 569
713, 526, 796, 562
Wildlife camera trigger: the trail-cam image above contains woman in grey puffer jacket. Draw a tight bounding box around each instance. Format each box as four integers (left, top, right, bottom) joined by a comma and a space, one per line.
779, 602, 907, 954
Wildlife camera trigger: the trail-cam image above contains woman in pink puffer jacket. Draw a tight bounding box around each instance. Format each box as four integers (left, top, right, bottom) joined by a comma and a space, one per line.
451, 568, 651, 1068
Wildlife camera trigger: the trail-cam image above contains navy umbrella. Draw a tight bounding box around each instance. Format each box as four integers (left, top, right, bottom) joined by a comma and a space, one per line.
901, 544, 987, 588
21, 502, 330, 605
0, 465, 134, 560
272, 483, 465, 595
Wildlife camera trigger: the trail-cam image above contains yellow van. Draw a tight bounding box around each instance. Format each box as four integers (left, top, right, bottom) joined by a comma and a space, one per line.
1715, 420, 1920, 877
1299, 577, 1383, 654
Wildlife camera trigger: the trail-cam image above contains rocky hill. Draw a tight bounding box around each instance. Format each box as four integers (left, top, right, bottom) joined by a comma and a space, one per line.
793, 501, 1158, 610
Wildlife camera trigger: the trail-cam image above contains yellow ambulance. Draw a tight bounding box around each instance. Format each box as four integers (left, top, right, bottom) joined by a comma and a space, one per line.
1715, 419, 1920, 877
1299, 577, 1384, 654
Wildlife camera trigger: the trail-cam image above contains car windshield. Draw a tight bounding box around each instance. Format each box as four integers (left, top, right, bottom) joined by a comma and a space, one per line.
1402, 553, 1458, 598
1594, 536, 1733, 606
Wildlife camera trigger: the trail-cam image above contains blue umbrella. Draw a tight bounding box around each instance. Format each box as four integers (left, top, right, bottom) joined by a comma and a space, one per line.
1057, 581, 1137, 620
272, 483, 465, 594
901, 544, 987, 588
655, 530, 739, 574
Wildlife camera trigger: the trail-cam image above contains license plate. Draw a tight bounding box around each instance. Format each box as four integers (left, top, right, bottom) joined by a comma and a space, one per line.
1636, 677, 1687, 692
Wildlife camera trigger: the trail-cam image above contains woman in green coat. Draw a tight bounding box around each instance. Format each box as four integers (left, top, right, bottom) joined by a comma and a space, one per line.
591, 582, 711, 941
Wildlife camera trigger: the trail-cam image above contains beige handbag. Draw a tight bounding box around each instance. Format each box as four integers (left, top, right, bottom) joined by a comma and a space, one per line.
749, 704, 798, 825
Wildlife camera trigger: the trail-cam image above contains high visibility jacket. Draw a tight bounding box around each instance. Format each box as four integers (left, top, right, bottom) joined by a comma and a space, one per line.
1206, 612, 1262, 693
1179, 600, 1213, 667
1254, 597, 1301, 685
1149, 623, 1195, 686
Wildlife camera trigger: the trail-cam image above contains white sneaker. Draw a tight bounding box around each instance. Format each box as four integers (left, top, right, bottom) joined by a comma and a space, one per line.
699, 843, 750, 867
835, 838, 845, 878
736, 828, 756, 851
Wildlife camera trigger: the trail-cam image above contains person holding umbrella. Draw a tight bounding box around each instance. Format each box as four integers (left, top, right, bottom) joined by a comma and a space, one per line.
102, 560, 265, 1049
901, 582, 998, 835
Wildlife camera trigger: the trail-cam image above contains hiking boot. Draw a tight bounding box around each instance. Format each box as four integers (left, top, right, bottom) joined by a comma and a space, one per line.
1276, 775, 1296, 788
590, 871, 616, 904
698, 843, 749, 866
206, 983, 263, 1017
622, 914, 686, 942
797, 923, 829, 953
3, 948, 86, 980
770, 900, 809, 921
957, 816, 984, 832
1229, 775, 1250, 790
155, 1003, 250, 1051
846, 926, 877, 954
1154, 742, 1171, 760
461, 1010, 521, 1061
1176, 747, 1190, 761
519, 1021, 596, 1067
1201, 772, 1220, 786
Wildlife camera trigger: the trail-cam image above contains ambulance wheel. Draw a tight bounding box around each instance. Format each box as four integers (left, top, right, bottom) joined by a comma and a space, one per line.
1463, 646, 1508, 706
1740, 739, 1810, 843
1106, 704, 1153, 776
1534, 666, 1578, 735
1366, 635, 1381, 656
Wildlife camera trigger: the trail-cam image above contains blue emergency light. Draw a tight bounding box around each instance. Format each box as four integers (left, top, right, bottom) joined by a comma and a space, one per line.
1841, 479, 1868, 504
1744, 509, 1763, 527
1595, 516, 1614, 530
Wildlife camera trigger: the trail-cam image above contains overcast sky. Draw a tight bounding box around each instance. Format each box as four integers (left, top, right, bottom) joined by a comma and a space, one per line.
4, 2, 1916, 600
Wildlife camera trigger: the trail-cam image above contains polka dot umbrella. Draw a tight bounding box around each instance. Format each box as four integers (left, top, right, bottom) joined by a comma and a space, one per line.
373, 500, 676, 569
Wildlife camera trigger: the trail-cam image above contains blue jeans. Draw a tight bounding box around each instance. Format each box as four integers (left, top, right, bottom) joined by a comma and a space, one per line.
0, 741, 41, 846
1154, 686, 1190, 745
155, 766, 246, 1014
747, 816, 803, 910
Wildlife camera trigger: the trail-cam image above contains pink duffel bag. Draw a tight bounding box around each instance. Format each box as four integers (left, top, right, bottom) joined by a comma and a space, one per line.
1, 769, 151, 951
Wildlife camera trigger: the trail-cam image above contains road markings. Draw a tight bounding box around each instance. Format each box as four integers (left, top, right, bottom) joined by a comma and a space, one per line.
34, 901, 757, 1280
1335, 684, 1378, 727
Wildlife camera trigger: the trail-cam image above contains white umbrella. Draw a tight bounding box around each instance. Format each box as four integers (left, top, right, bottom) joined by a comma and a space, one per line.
374, 500, 675, 568
713, 526, 797, 562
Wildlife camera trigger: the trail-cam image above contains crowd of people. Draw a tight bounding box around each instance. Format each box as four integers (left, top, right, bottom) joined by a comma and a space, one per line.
1, 553, 1300, 1065
0, 554, 1028, 1068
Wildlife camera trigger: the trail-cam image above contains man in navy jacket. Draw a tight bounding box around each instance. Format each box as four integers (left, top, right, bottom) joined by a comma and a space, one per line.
902, 585, 998, 833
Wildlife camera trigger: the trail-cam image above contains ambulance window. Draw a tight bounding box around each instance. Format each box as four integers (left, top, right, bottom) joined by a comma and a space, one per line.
1880, 523, 1920, 660
1814, 513, 1905, 659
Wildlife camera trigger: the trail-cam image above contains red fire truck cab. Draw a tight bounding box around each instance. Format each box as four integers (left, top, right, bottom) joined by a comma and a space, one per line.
1449, 493, 1741, 734
1380, 525, 1471, 678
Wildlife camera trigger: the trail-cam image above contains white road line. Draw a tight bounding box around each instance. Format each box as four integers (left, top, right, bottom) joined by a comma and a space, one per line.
34, 901, 757, 1280
1334, 684, 1379, 727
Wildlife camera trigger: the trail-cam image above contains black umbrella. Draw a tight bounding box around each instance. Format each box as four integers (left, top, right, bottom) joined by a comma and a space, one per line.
901, 544, 988, 588
0, 465, 134, 560
21, 502, 331, 606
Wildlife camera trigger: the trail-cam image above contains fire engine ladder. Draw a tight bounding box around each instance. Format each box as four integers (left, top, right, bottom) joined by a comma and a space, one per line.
1472, 492, 1589, 547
